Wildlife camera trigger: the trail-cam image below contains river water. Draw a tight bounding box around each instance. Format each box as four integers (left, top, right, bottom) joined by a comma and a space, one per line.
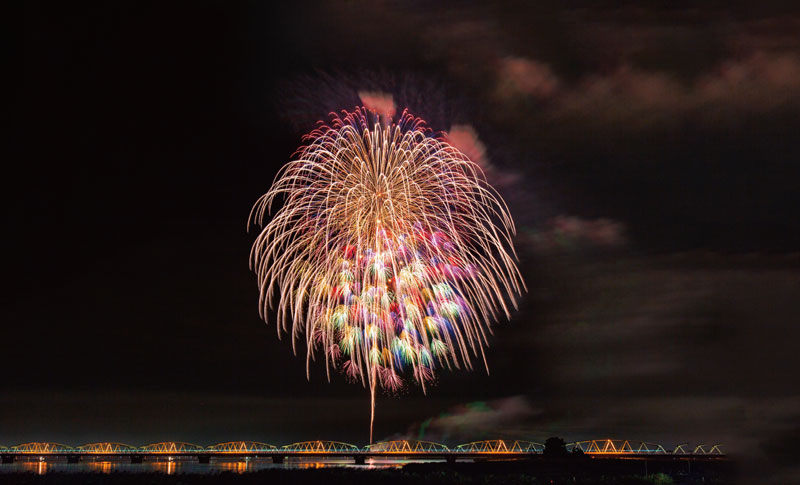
0, 457, 432, 475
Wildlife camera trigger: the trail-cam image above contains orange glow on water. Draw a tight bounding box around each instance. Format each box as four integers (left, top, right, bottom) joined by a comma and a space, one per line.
20, 460, 48, 475
216, 460, 261, 473
87, 460, 113, 473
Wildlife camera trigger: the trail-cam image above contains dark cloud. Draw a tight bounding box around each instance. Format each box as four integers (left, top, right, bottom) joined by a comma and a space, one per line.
522, 216, 627, 253
495, 57, 561, 100
759, 425, 800, 477
495, 53, 800, 129
393, 396, 543, 444
527, 252, 800, 398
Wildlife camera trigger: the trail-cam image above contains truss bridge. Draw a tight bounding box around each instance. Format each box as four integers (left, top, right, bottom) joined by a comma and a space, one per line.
0, 439, 726, 465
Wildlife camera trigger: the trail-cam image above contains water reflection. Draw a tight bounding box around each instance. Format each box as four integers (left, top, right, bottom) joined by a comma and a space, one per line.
19, 460, 48, 475
86, 460, 112, 474
0, 457, 407, 474
150, 460, 177, 475
217, 460, 253, 473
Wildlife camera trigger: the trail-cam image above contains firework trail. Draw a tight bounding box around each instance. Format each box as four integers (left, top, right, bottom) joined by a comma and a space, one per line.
249, 107, 525, 442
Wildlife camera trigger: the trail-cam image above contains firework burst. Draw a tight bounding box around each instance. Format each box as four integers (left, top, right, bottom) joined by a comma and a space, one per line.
249, 107, 524, 442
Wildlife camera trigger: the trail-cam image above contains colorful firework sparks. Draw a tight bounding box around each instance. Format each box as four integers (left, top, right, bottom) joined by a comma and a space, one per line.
249, 107, 525, 442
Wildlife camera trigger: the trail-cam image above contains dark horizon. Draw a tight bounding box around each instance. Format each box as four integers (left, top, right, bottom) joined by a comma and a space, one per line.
12, 1, 800, 482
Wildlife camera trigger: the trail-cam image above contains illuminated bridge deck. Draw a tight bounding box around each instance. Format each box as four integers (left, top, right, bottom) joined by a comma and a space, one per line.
0, 440, 726, 465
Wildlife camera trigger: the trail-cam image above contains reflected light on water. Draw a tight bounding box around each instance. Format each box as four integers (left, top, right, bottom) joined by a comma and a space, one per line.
217, 461, 253, 473
20, 460, 48, 475
87, 461, 113, 474
0, 457, 411, 474
150, 460, 177, 475
294, 462, 331, 469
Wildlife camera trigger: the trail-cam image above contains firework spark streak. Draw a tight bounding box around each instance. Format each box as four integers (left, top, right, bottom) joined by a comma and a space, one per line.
249, 108, 525, 442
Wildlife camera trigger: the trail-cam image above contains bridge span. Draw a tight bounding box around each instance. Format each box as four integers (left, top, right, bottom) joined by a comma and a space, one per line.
1, 439, 726, 465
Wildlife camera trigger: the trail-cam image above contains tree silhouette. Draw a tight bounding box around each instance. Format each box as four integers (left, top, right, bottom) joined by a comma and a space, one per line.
543, 437, 568, 460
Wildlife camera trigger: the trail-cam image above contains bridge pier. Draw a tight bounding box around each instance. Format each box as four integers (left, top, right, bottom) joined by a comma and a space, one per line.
353, 455, 366, 465
130, 455, 144, 464
67, 455, 81, 464
1, 455, 14, 464
271, 455, 284, 464
197, 455, 211, 464
446, 455, 456, 464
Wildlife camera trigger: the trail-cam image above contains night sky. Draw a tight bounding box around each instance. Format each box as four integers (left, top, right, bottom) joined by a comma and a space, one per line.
12, 1, 800, 481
